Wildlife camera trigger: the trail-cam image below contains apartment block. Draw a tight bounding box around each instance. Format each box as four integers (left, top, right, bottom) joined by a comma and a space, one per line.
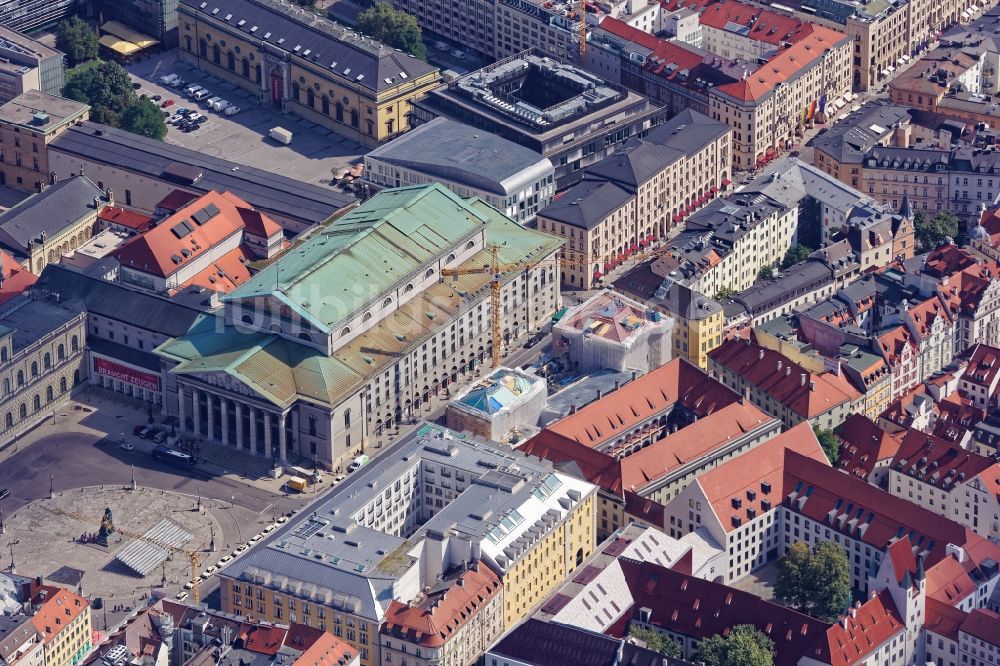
29, 588, 91, 666
0, 26, 65, 104
0, 91, 88, 194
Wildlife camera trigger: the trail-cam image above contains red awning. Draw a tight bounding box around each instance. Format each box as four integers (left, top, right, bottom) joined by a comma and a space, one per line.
709, 186, 718, 193
766, 146, 777, 156
721, 178, 731, 186
646, 234, 655, 242
673, 215, 681, 222
630, 244, 638, 252
593, 271, 603, 279
603, 262, 611, 271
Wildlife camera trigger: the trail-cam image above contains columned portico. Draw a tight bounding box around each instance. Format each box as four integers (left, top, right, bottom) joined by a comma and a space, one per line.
278, 412, 287, 465
235, 401, 244, 450
192, 388, 201, 435
220, 398, 229, 446
263, 410, 273, 460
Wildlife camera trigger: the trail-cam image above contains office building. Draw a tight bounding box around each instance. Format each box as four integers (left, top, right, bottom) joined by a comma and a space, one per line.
177, 0, 440, 148
446, 367, 546, 442
97, 0, 179, 47
409, 51, 669, 187
0, 91, 89, 194
0, 27, 65, 104
0, 0, 79, 34
217, 423, 596, 666
363, 118, 554, 225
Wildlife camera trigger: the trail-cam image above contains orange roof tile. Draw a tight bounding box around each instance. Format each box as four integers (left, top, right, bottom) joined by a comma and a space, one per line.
819, 592, 904, 666
290, 630, 358, 666
835, 414, 900, 480
98, 205, 154, 232
697, 422, 827, 532
699, 1, 812, 46
178, 245, 254, 294
924, 598, 966, 641
0, 249, 36, 304
30, 588, 89, 645
890, 429, 999, 494
519, 430, 624, 496
925, 555, 978, 605
546, 358, 741, 448
381, 563, 501, 648
960, 608, 1000, 646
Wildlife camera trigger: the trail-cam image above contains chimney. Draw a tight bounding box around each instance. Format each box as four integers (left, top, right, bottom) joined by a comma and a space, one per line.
570, 404, 577, 414
777, 360, 783, 372
614, 380, 621, 391
800, 374, 806, 387
809, 380, 816, 391
758, 349, 765, 360
631, 370, 637, 382
597, 389, 603, 400
106, 189, 114, 207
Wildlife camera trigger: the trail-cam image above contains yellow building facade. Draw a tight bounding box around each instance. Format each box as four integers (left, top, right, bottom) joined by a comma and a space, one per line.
31, 589, 92, 666
177, 0, 440, 149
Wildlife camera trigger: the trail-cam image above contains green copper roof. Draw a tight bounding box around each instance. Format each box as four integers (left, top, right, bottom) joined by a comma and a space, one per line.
158, 188, 564, 410
224, 183, 490, 331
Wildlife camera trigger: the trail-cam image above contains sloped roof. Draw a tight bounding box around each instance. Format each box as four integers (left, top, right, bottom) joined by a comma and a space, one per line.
0, 176, 103, 253
539, 179, 633, 230
519, 429, 624, 497
819, 592, 904, 666
699, 0, 812, 46
890, 428, 999, 494
30, 588, 89, 644
835, 414, 900, 480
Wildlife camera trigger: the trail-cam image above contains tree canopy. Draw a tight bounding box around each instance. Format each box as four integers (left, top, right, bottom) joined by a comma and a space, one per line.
914, 210, 959, 252
813, 425, 841, 464
121, 98, 167, 140
56, 17, 99, 67
357, 4, 427, 60
781, 244, 814, 269
758, 265, 774, 281
694, 625, 774, 666
775, 541, 851, 622
63, 60, 137, 127
628, 626, 682, 658
713, 286, 736, 300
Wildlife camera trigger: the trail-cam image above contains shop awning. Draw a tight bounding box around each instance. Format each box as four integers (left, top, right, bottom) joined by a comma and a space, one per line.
101, 20, 159, 49
99, 34, 142, 56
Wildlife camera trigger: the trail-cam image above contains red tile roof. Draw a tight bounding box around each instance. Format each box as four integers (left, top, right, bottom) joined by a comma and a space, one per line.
616, 558, 829, 666
519, 430, 624, 496
960, 608, 1000, 646
818, 592, 904, 666
115, 191, 275, 279
922, 244, 979, 278
381, 563, 501, 647
154, 189, 199, 211
0, 249, 36, 304
904, 296, 952, 342
890, 429, 999, 494
290, 631, 358, 666
925, 555, 978, 605
620, 400, 777, 492
835, 414, 900, 480
962, 343, 1000, 398
782, 450, 984, 566
99, 206, 154, 233
709, 338, 861, 418
699, 1, 812, 46
877, 326, 915, 368
238, 207, 282, 239
243, 625, 288, 655
30, 588, 89, 645
178, 245, 253, 294
884, 536, 917, 585
546, 358, 741, 448
715, 26, 847, 102
696, 422, 828, 532
924, 598, 966, 641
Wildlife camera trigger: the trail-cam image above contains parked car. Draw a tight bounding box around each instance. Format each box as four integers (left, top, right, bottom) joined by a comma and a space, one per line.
170, 78, 186, 89
131, 81, 141, 90
168, 114, 185, 124
133, 425, 145, 436
192, 89, 212, 102
174, 591, 188, 601
184, 84, 204, 96
187, 112, 205, 123
195, 115, 208, 124
152, 430, 167, 444
151, 94, 162, 102
159, 73, 179, 86
161, 99, 174, 108
211, 99, 231, 112
224, 105, 240, 116
451, 48, 466, 59
119, 442, 135, 452
434, 41, 449, 51
205, 95, 223, 108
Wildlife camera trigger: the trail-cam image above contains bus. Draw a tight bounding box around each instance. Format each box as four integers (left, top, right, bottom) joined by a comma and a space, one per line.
152, 446, 196, 467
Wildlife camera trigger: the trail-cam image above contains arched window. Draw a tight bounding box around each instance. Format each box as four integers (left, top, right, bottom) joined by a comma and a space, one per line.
30, 362, 38, 378
43, 352, 51, 370
308, 416, 317, 436
335, 103, 344, 122
341, 326, 351, 337
425, 268, 434, 278
268, 323, 283, 333
32, 395, 40, 411
306, 88, 315, 108
362, 312, 372, 323
241, 314, 255, 325
382, 297, 392, 308
447, 253, 456, 263
57, 344, 64, 361
0, 347, 6, 362
212, 44, 221, 64
198, 39, 207, 59
350, 109, 359, 128
185, 36, 193, 53
242, 58, 250, 77
403, 283, 414, 294
4, 413, 10, 428
466, 240, 475, 250
344, 409, 351, 428
71, 336, 79, 352
298, 332, 313, 343
18, 403, 26, 419
46, 386, 53, 402
16, 370, 23, 387
59, 377, 67, 393
322, 95, 330, 115
227, 51, 235, 70
292, 82, 300, 102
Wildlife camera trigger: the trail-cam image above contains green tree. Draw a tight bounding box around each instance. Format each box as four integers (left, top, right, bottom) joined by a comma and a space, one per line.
713, 286, 736, 300
56, 16, 98, 67
63, 60, 137, 128
813, 425, 840, 464
121, 98, 167, 140
695, 625, 774, 666
628, 626, 682, 658
357, 4, 427, 60
915, 210, 959, 251
758, 265, 774, 281
781, 244, 814, 268
775, 541, 851, 622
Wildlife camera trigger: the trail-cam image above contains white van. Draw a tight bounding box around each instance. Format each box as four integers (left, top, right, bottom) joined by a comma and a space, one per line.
205, 95, 223, 108
159, 73, 180, 86
224, 106, 241, 116
192, 89, 212, 102
269, 126, 293, 144
184, 83, 204, 96
212, 99, 231, 112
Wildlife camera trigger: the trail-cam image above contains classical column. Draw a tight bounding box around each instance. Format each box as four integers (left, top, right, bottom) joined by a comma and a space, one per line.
206, 393, 215, 442
291, 409, 300, 456
177, 386, 187, 433
192, 389, 201, 436
278, 412, 287, 464
219, 398, 229, 446
235, 401, 244, 450
263, 410, 273, 460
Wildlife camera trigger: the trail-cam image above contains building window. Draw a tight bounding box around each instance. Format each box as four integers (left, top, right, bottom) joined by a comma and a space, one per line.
351, 110, 359, 128
292, 83, 300, 102
336, 103, 344, 122
322, 95, 330, 115
307, 88, 315, 107
344, 409, 351, 428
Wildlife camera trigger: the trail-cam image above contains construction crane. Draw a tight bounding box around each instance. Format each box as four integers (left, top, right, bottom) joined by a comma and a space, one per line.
441, 242, 670, 369
579, 0, 587, 60
45, 505, 204, 604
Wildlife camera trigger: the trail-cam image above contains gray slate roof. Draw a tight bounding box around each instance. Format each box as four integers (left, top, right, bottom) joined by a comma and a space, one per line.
539, 179, 632, 230
179, 0, 436, 94
0, 176, 103, 254
365, 117, 552, 196
812, 102, 911, 164
35, 264, 204, 336
50, 122, 356, 225
0, 298, 82, 352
